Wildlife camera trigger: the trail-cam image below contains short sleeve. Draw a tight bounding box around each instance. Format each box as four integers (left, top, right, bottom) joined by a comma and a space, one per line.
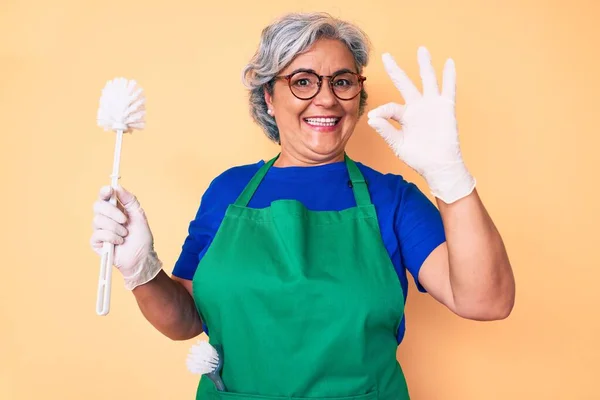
172, 184, 223, 280
396, 183, 446, 292
171, 162, 261, 280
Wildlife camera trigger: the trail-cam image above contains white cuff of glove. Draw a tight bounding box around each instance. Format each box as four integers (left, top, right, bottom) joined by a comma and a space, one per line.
424, 161, 477, 204
123, 250, 163, 290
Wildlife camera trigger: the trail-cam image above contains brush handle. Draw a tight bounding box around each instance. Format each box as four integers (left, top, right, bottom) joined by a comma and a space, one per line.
209, 374, 227, 391
209, 344, 227, 391
96, 130, 124, 316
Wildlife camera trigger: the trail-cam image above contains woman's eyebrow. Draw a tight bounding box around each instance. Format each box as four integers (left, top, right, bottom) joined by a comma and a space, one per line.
331, 68, 355, 75
288, 68, 317, 75
287, 67, 357, 75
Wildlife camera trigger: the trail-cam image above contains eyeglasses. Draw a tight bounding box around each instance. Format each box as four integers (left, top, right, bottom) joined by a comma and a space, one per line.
273, 69, 366, 101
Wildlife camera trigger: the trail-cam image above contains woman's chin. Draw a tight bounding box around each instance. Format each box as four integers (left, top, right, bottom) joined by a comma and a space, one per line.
303, 139, 345, 160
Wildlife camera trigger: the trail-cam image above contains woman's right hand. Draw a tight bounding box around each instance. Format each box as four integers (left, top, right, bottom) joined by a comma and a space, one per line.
90, 185, 162, 290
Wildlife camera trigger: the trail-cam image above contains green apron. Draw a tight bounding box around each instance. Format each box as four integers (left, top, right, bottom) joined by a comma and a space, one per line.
192, 154, 410, 400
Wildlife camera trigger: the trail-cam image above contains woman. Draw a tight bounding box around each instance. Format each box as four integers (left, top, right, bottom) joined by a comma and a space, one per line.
90, 12, 515, 399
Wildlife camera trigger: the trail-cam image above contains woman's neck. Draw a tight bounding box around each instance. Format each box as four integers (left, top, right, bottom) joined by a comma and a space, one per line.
274, 148, 345, 167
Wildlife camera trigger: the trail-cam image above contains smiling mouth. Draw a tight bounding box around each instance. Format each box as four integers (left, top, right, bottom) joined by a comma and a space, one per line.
303, 117, 341, 127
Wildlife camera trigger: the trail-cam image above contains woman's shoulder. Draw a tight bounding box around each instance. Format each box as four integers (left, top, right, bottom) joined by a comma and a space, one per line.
353, 160, 413, 192
354, 160, 441, 233
210, 160, 265, 186
353, 160, 433, 210
201, 160, 265, 202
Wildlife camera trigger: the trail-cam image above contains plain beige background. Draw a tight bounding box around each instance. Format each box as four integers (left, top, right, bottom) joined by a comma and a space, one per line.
1, 0, 599, 398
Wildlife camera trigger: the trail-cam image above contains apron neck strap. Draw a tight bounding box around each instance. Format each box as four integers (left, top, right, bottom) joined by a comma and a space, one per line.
234, 153, 372, 207
344, 154, 372, 207
234, 155, 279, 207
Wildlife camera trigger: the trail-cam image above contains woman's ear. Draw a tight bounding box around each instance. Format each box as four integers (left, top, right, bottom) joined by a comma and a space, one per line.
264, 87, 274, 116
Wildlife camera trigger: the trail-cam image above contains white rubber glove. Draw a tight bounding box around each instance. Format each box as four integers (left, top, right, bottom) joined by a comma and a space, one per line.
90, 185, 162, 290
367, 46, 476, 204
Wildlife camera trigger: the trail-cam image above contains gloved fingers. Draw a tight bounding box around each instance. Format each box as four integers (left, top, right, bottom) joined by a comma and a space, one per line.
93, 213, 128, 237
382, 53, 421, 104
90, 229, 124, 248
368, 102, 405, 123
98, 185, 113, 201
99, 184, 142, 213
441, 58, 456, 102
367, 117, 404, 149
93, 198, 127, 225
417, 46, 439, 97
114, 185, 142, 212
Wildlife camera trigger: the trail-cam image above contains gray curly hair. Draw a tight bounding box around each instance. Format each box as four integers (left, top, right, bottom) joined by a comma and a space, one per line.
241, 12, 371, 143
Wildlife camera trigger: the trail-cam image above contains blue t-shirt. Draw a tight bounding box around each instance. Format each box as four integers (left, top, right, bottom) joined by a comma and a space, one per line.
172, 158, 446, 344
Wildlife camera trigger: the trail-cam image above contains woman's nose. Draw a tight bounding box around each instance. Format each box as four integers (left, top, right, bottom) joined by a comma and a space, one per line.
312, 81, 337, 107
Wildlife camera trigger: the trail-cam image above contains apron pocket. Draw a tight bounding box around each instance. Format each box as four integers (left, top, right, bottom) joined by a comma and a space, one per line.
208, 390, 379, 400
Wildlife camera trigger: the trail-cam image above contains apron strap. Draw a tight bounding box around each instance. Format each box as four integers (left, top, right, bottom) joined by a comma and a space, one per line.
234, 153, 372, 207
344, 154, 372, 207
234, 155, 279, 207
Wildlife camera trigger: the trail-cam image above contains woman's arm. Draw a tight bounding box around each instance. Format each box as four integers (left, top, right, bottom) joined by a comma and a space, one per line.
418, 189, 515, 320
367, 48, 515, 320
132, 272, 203, 340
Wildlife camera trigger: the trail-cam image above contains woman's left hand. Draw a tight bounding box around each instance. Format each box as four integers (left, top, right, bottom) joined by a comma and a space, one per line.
367, 46, 475, 204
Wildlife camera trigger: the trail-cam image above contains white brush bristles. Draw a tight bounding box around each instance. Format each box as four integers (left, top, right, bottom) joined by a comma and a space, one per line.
97, 77, 146, 133
186, 340, 220, 375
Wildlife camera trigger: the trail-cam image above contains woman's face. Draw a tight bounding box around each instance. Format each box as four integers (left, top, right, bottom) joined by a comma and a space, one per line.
265, 38, 362, 166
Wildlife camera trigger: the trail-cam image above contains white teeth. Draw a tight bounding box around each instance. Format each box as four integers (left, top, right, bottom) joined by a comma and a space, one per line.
305, 117, 340, 127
